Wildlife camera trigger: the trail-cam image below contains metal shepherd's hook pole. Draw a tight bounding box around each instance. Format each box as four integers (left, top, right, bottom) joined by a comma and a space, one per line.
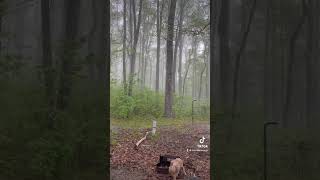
264, 121, 278, 180
192, 99, 196, 125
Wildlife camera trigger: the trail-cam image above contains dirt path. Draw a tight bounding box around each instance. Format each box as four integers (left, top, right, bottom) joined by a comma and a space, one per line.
110, 122, 210, 180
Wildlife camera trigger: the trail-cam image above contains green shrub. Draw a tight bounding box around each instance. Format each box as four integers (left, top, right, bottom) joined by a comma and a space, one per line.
110, 86, 135, 118
132, 88, 163, 118
111, 85, 165, 119
110, 84, 209, 119
173, 95, 192, 118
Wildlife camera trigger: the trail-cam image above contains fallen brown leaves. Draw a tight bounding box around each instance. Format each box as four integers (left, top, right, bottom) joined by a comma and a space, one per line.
111, 123, 210, 180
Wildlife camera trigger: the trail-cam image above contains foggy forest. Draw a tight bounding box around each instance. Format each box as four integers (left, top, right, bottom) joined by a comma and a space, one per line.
110, 0, 210, 119
110, 0, 210, 179
0, 0, 319, 180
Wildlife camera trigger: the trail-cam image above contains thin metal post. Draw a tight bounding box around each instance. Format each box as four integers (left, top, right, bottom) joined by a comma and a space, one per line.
192, 99, 196, 125
264, 121, 278, 180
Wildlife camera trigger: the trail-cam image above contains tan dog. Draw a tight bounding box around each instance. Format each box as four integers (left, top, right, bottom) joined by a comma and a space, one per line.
168, 158, 187, 180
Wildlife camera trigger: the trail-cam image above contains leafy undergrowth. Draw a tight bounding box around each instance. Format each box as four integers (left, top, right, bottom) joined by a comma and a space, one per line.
110, 122, 210, 180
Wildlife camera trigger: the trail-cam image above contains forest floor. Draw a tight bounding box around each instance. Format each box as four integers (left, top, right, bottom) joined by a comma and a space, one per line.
110, 118, 210, 180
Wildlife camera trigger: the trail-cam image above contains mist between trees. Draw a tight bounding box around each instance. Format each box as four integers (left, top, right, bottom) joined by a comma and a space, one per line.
111, 0, 210, 120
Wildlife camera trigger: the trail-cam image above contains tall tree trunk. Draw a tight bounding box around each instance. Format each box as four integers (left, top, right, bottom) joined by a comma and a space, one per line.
123, 0, 127, 92
205, 38, 209, 99
172, 0, 185, 94
182, 56, 191, 96
128, 0, 133, 61
211, 0, 220, 111
143, 37, 149, 87
138, 30, 143, 87
228, 0, 257, 142
96, 0, 108, 90
164, 0, 177, 118
306, 0, 320, 128
283, 0, 307, 127
162, 49, 166, 90
156, 0, 165, 92
219, 0, 231, 111
178, 37, 184, 95
264, 0, 272, 122
141, 25, 146, 87
128, 0, 143, 96
198, 65, 206, 100
41, 0, 54, 128
142, 13, 156, 88
106, 0, 111, 145
192, 37, 198, 99
87, 0, 97, 83
57, 0, 80, 110
0, 0, 3, 54
156, 0, 160, 92
140, 12, 151, 88
88, 0, 108, 90
205, 61, 209, 98
198, 42, 208, 100
149, 44, 153, 89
